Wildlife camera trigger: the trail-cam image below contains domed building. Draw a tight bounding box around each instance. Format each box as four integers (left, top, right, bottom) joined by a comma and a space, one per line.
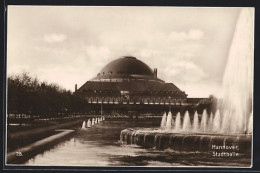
75, 56, 203, 116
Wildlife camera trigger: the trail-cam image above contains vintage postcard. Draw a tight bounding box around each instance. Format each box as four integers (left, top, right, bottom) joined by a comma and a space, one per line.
5, 6, 254, 167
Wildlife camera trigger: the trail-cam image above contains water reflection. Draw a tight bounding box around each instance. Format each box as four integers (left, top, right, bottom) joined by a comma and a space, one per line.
25, 119, 251, 166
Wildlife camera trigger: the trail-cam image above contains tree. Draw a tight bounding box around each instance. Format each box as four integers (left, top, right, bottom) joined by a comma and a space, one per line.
7, 72, 90, 124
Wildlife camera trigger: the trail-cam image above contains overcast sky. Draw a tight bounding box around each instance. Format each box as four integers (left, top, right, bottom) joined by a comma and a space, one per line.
7, 6, 248, 97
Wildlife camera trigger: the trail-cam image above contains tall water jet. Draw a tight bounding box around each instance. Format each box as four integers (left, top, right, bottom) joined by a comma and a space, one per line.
92, 118, 95, 125
160, 112, 167, 129
174, 112, 181, 131
182, 111, 191, 132
200, 109, 208, 132
193, 111, 199, 132
220, 8, 253, 134
166, 112, 173, 130
213, 109, 221, 132
81, 121, 86, 129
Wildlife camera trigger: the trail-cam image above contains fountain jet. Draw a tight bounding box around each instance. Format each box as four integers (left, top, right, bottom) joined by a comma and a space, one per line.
87, 119, 91, 127
182, 111, 191, 132
160, 112, 167, 129
200, 109, 208, 132
81, 121, 86, 129
175, 112, 181, 131
166, 112, 173, 130
220, 8, 253, 134
208, 112, 214, 131
193, 111, 199, 132
212, 109, 221, 132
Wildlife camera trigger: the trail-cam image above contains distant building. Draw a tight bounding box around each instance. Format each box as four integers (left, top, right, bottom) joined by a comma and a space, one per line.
75, 56, 206, 116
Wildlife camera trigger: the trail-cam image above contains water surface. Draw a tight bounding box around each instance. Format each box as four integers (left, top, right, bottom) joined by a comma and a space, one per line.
25, 119, 251, 167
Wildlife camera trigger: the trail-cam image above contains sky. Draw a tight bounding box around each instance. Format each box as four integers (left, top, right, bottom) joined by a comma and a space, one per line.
7, 6, 250, 97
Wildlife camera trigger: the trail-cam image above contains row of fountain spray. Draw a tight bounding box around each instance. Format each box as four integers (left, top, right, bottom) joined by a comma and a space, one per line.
160, 109, 252, 134
82, 116, 105, 129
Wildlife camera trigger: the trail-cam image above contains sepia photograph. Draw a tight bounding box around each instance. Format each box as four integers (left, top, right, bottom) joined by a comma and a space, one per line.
5, 6, 254, 167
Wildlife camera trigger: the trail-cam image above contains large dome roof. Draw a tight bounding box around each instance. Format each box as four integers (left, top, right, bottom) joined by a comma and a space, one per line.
100, 56, 153, 76
91, 56, 164, 83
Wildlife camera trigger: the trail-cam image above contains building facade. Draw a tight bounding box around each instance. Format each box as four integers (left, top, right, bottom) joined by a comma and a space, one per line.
75, 56, 204, 116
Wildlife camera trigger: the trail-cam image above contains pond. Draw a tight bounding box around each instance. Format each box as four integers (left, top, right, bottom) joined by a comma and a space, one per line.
25, 119, 251, 167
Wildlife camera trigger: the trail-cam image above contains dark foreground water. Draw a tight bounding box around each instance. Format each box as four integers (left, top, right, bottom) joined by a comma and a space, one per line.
25, 119, 251, 167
